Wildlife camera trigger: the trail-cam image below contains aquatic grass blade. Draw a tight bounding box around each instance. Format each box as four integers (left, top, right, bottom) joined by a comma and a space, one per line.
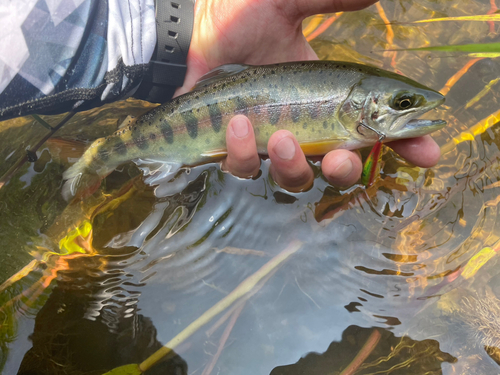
413, 14, 500, 23
394, 42, 500, 54
103, 240, 302, 375
361, 141, 383, 186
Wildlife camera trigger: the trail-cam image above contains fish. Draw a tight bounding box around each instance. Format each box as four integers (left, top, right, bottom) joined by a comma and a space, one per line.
62, 60, 446, 200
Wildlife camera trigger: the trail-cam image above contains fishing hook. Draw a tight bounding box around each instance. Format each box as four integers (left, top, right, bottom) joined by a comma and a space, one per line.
357, 122, 386, 142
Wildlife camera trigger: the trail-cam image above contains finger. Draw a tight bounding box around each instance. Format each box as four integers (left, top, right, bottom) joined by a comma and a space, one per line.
321, 149, 362, 187
222, 115, 261, 178
268, 130, 314, 192
291, 0, 379, 18
387, 135, 441, 168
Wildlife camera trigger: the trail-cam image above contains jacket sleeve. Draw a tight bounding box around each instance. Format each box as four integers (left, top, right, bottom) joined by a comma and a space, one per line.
0, 0, 160, 121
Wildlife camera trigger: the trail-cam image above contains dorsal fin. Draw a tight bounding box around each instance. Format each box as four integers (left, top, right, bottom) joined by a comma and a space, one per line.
191, 64, 250, 91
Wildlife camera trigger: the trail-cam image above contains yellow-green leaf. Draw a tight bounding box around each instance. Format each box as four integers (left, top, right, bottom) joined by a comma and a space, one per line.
58, 220, 92, 255
102, 363, 142, 375
462, 247, 497, 279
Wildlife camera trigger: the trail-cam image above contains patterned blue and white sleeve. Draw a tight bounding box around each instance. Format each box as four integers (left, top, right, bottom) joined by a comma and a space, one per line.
0, 0, 182, 121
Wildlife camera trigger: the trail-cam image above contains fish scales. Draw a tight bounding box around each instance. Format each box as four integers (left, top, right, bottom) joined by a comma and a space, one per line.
62, 61, 446, 200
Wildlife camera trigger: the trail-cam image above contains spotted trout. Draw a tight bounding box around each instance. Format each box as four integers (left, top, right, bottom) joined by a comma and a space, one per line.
63, 60, 446, 199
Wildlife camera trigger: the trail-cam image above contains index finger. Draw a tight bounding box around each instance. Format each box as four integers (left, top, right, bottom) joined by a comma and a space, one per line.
387, 135, 441, 168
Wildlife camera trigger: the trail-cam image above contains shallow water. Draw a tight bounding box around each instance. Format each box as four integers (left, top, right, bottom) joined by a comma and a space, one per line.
2, 0, 500, 374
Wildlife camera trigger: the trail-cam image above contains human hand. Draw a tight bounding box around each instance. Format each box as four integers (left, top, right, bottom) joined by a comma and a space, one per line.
175, 0, 441, 191
221, 116, 440, 191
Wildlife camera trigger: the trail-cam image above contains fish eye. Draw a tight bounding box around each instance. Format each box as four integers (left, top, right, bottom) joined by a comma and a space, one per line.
391, 94, 416, 111
398, 97, 413, 109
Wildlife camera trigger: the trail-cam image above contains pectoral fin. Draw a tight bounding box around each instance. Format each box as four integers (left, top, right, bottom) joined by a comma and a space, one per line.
299, 140, 345, 156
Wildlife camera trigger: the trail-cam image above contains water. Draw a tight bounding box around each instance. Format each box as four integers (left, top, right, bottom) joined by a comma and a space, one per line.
2, 1, 500, 374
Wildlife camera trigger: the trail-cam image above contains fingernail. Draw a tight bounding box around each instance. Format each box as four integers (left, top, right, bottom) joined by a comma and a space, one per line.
274, 136, 296, 160
231, 117, 249, 138
335, 159, 353, 179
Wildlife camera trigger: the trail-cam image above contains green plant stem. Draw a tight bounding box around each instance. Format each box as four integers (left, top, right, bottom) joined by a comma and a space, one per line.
138, 240, 303, 373
339, 329, 381, 375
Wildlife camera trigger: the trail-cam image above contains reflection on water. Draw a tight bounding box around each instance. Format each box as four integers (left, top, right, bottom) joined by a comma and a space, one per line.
2, 0, 500, 374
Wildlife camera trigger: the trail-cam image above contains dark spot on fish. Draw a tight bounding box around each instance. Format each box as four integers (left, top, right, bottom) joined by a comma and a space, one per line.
149, 133, 156, 140
249, 83, 252, 87
301, 63, 306, 66
160, 119, 174, 144
159, 147, 164, 152
236, 97, 249, 116
371, 112, 379, 120
171, 108, 174, 113
303, 122, 308, 129
132, 132, 149, 150
195, 95, 199, 99
113, 139, 127, 155
271, 70, 275, 74
311, 127, 315, 132
269, 107, 281, 125
293, 71, 298, 75
97, 148, 109, 162
308, 105, 318, 119
373, 97, 378, 104
319, 70, 323, 74
206, 139, 210, 144
323, 121, 328, 129
263, 74, 266, 79
181, 111, 198, 139
209, 102, 222, 132
291, 105, 301, 123
343, 65, 346, 68
274, 84, 278, 89
253, 70, 257, 74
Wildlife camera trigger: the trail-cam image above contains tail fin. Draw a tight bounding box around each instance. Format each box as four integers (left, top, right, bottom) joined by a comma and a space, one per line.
62, 158, 103, 201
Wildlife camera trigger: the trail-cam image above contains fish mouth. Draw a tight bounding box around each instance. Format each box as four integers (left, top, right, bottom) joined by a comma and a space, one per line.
390, 118, 447, 139
405, 118, 447, 130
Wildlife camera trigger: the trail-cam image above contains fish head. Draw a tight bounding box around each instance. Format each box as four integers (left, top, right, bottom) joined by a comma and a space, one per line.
339, 75, 446, 145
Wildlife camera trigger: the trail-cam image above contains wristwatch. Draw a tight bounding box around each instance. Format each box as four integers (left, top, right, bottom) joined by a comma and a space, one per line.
136, 0, 194, 102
